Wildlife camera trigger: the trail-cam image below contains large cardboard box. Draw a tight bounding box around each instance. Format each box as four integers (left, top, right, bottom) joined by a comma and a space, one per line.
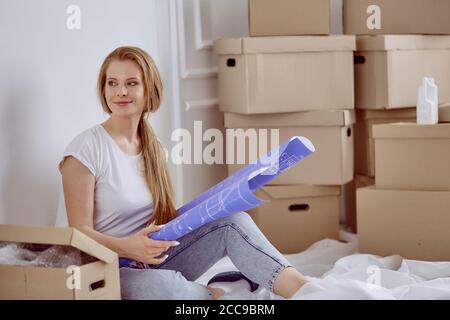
344, 0, 450, 35
357, 186, 450, 261
249, 0, 334, 36
354, 35, 450, 109
250, 185, 340, 254
354, 108, 416, 176
0, 225, 120, 300
214, 36, 355, 114
373, 123, 450, 191
341, 175, 375, 233
224, 110, 354, 185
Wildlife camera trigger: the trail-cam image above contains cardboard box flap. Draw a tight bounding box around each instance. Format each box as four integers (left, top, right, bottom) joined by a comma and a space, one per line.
259, 185, 340, 200
224, 110, 355, 128
214, 36, 356, 55
0, 225, 116, 264
356, 108, 416, 121
0, 224, 73, 245
439, 104, 450, 122
373, 123, 450, 139
70, 229, 116, 264
356, 35, 450, 51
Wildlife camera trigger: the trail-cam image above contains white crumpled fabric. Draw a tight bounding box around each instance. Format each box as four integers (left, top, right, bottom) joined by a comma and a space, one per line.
197, 231, 450, 300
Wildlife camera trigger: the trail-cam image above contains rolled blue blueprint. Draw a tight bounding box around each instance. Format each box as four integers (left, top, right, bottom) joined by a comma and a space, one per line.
119, 136, 315, 267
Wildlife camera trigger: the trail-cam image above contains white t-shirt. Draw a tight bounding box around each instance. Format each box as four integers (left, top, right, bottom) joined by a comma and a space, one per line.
58, 124, 154, 238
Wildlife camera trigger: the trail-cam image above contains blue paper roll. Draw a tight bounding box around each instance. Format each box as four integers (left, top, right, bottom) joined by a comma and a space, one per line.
119, 136, 315, 268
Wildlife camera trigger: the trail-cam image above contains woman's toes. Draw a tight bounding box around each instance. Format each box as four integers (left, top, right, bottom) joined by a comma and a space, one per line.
207, 287, 225, 300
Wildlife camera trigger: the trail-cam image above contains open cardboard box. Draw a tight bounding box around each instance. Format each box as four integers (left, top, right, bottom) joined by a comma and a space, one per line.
0, 224, 120, 300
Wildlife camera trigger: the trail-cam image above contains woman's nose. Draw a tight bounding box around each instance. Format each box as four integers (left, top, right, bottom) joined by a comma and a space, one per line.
117, 85, 127, 96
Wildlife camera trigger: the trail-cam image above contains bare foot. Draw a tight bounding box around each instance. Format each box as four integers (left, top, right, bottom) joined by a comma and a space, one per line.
273, 267, 309, 299
207, 287, 225, 300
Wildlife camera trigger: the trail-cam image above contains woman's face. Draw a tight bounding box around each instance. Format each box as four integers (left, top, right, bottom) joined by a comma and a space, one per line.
104, 59, 146, 118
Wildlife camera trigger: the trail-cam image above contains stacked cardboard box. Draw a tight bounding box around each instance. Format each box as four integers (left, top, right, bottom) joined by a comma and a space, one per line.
223, 110, 354, 254
358, 123, 450, 261
214, 1, 356, 254
440, 104, 450, 122
249, 0, 336, 36
214, 36, 355, 114
341, 174, 374, 234
251, 185, 341, 254
343, 0, 450, 35
224, 111, 354, 186
343, 0, 450, 233
355, 108, 416, 177
214, 0, 450, 254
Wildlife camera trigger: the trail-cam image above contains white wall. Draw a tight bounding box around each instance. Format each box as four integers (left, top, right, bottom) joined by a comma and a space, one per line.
0, 0, 174, 226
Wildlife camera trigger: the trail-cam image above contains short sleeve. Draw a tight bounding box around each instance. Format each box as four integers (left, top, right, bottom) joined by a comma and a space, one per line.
58, 131, 99, 177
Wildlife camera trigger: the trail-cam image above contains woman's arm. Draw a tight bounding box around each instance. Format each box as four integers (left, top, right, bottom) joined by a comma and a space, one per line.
60, 156, 178, 263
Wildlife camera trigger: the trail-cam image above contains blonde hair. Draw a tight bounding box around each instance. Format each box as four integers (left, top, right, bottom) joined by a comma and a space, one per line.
97, 46, 177, 225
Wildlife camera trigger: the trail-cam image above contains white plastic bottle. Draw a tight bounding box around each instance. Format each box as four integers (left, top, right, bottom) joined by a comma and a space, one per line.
416, 77, 439, 125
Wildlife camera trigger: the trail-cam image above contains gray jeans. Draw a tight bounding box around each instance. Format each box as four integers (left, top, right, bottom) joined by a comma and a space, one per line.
119, 211, 292, 300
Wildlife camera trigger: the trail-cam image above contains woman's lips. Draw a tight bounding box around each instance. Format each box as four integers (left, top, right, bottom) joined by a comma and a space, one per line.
114, 101, 133, 107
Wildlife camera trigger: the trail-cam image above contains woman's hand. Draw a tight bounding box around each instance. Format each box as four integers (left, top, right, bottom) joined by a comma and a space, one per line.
120, 224, 180, 265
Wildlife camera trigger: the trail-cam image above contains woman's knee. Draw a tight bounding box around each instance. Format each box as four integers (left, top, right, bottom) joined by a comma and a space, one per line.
219, 211, 256, 229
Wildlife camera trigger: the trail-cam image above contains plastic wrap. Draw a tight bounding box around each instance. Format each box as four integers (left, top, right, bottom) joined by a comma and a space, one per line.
0, 242, 97, 268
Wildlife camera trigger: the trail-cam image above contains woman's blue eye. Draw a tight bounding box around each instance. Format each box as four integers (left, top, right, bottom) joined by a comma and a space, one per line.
128, 82, 138, 86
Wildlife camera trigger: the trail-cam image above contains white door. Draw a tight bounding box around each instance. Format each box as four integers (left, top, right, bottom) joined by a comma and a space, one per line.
168, 0, 249, 205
